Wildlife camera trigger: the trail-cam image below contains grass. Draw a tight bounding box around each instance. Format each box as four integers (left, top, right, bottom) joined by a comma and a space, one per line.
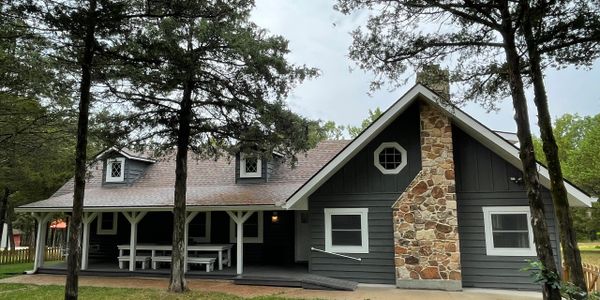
0, 261, 62, 279
579, 242, 600, 266
0, 284, 302, 300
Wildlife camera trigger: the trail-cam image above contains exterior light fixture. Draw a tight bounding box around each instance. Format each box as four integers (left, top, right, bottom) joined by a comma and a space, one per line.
271, 212, 279, 223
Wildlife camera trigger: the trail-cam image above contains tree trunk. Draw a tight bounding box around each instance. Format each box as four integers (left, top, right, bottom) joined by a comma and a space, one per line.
519, 3, 586, 294
7, 216, 15, 250
499, 5, 561, 300
168, 77, 194, 293
65, 1, 97, 299
0, 187, 8, 241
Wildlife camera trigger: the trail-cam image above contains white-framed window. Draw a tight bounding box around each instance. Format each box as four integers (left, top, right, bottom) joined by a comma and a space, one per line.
188, 212, 211, 244
106, 157, 125, 182
483, 206, 536, 256
230, 211, 264, 243
374, 142, 407, 174
97, 212, 118, 235
240, 153, 262, 178
324, 208, 369, 253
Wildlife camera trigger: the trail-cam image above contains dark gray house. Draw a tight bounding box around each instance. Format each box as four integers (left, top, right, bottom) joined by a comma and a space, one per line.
18, 81, 595, 291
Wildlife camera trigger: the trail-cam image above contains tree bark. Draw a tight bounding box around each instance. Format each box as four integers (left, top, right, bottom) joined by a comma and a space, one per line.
7, 216, 15, 250
499, 4, 561, 300
0, 187, 9, 242
519, 2, 586, 294
65, 1, 97, 299
168, 73, 194, 293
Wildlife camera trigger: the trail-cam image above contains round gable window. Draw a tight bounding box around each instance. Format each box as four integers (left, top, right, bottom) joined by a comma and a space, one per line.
374, 142, 407, 174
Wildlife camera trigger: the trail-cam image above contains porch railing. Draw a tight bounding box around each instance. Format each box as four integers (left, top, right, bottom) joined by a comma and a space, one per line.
0, 246, 63, 265
563, 263, 600, 292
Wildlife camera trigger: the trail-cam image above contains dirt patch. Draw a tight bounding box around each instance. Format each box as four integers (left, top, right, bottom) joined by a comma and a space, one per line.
0, 274, 541, 300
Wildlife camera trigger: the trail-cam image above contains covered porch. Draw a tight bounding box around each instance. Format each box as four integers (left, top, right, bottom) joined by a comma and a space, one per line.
28, 208, 310, 277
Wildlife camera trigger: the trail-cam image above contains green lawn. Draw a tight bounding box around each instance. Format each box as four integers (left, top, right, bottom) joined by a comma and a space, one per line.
0, 284, 300, 300
579, 242, 600, 266
0, 261, 62, 279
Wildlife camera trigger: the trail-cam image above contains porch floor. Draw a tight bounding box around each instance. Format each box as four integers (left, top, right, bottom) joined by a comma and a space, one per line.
37, 259, 356, 290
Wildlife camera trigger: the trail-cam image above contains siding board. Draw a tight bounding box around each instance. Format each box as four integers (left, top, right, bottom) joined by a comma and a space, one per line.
454, 127, 560, 290
307, 103, 422, 284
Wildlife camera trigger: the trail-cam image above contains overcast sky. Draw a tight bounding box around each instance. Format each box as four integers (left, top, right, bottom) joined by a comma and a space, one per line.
251, 0, 600, 134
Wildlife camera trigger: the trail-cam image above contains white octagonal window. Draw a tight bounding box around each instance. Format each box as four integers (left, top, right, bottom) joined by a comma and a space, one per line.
374, 142, 407, 174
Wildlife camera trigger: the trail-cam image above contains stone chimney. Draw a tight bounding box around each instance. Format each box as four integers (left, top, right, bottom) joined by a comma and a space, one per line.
416, 65, 450, 101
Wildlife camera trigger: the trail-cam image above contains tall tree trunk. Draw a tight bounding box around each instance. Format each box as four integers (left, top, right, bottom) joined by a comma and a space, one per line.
168, 77, 194, 293
519, 3, 586, 293
65, 1, 97, 299
499, 5, 561, 300
0, 187, 8, 241
7, 216, 15, 250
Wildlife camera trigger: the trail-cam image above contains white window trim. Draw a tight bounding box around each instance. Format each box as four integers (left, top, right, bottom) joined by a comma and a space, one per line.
483, 206, 536, 256
189, 212, 211, 243
240, 153, 262, 178
97, 212, 118, 235
373, 142, 407, 175
229, 211, 263, 243
105, 157, 125, 182
324, 208, 369, 254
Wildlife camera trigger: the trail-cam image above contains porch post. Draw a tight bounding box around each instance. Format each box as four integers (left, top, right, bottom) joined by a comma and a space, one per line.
123, 211, 147, 271
184, 211, 199, 272
81, 212, 98, 270
226, 211, 254, 275
32, 212, 51, 271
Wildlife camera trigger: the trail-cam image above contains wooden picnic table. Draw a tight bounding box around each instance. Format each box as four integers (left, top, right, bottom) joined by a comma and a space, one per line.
117, 244, 233, 270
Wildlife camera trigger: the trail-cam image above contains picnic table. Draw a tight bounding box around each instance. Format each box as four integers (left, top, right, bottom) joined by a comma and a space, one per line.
117, 244, 233, 271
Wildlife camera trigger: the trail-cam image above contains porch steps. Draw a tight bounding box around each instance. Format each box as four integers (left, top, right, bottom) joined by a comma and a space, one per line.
234, 274, 358, 291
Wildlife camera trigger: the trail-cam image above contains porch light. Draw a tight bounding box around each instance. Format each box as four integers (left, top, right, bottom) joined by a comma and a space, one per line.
271, 212, 279, 223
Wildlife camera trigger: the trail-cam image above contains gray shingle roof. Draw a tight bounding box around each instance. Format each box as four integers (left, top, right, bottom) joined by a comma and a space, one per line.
21, 140, 349, 210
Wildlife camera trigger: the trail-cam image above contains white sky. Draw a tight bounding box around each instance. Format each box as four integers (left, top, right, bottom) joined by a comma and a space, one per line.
251, 0, 600, 134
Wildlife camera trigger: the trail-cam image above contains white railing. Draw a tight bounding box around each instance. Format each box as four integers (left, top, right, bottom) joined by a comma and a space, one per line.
310, 247, 362, 261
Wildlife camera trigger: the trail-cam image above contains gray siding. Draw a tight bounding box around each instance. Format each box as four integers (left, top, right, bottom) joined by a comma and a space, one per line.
102, 154, 151, 187
454, 127, 560, 290
308, 103, 422, 284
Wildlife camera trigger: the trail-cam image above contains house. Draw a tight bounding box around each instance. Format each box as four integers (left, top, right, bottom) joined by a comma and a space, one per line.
0, 225, 22, 249
17, 72, 595, 291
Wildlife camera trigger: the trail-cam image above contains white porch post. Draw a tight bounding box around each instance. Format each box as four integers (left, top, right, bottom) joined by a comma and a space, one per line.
123, 211, 147, 271
81, 212, 98, 270
184, 211, 199, 272
32, 213, 51, 271
226, 211, 254, 275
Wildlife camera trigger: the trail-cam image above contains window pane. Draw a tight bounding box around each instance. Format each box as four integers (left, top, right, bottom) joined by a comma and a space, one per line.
245, 158, 258, 173
189, 213, 207, 238
493, 232, 530, 248
332, 231, 362, 246
492, 213, 528, 230
331, 215, 361, 230
101, 213, 113, 229
111, 162, 122, 177
378, 147, 402, 170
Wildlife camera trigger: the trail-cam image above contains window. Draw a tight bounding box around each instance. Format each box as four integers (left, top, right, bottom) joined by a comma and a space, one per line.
97, 212, 118, 235
483, 206, 535, 256
374, 142, 407, 174
106, 157, 125, 182
324, 208, 369, 253
188, 212, 211, 244
240, 153, 262, 178
230, 211, 263, 243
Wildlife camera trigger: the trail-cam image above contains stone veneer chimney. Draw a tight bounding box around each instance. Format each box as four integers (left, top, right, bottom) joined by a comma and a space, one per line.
392, 66, 461, 291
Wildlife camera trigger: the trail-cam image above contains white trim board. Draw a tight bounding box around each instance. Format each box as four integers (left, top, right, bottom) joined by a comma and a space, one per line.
283, 84, 594, 209
96, 146, 156, 163
482, 206, 536, 256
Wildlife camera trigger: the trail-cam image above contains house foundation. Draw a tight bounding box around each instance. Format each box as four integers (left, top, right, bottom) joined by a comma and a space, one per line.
392, 101, 461, 291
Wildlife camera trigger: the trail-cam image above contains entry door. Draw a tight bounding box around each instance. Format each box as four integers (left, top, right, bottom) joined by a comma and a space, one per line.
294, 211, 310, 262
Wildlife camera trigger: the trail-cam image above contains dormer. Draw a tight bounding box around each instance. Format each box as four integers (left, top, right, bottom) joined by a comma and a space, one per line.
98, 147, 155, 186
236, 152, 273, 183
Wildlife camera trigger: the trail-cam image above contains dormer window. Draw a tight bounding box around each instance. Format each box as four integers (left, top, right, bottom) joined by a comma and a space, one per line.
106, 157, 125, 182
240, 153, 262, 178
